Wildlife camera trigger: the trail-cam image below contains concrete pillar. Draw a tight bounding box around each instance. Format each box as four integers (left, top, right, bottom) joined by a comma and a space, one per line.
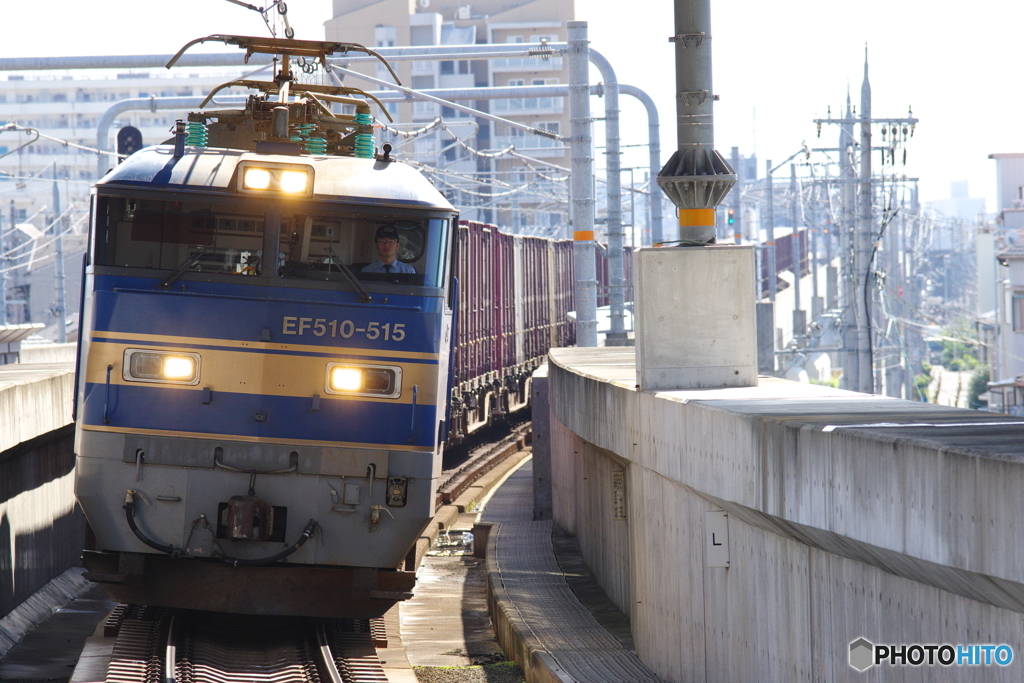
635, 246, 757, 390
793, 309, 807, 338
811, 295, 824, 322
756, 302, 775, 375
765, 161, 777, 302
51, 166, 68, 344
568, 22, 597, 347
826, 265, 839, 308
530, 364, 552, 521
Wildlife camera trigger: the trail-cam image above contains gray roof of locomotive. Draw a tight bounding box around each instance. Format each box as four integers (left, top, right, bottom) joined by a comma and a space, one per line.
97, 146, 456, 211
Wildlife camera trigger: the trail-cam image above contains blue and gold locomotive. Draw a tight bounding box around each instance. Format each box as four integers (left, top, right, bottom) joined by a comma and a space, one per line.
74, 36, 456, 617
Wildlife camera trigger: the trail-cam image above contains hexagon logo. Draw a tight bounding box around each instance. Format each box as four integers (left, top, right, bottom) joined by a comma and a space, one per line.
849, 637, 875, 672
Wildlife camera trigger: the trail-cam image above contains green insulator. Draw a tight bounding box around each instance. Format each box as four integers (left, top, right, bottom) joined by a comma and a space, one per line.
304, 136, 328, 155
354, 134, 375, 159
352, 114, 374, 158
185, 121, 208, 147
290, 124, 316, 147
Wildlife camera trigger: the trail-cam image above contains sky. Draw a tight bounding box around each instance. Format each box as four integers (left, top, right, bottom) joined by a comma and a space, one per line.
2, 0, 1019, 211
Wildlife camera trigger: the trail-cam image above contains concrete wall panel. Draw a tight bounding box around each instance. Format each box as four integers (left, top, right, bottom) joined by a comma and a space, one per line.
550, 414, 579, 534
0, 363, 74, 454
0, 363, 80, 622
550, 416, 631, 618
0, 426, 84, 622
18, 343, 77, 364
547, 347, 1024, 682
628, 466, 706, 683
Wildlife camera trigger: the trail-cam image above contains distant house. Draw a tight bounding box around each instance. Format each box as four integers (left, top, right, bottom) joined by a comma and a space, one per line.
988, 241, 1024, 413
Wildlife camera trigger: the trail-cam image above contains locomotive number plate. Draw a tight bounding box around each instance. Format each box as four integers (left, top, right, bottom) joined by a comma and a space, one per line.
281, 317, 406, 341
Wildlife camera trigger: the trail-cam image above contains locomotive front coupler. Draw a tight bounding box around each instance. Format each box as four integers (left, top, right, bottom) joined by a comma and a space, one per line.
215, 468, 290, 543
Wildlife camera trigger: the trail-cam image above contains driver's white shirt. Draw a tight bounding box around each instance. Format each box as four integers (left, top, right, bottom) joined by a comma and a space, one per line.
362, 259, 416, 274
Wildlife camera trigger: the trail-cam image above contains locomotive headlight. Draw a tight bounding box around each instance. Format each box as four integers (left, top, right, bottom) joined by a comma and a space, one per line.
237, 162, 314, 196
280, 170, 308, 193
329, 367, 363, 392
325, 363, 402, 398
162, 355, 197, 380
243, 168, 271, 190
123, 349, 201, 385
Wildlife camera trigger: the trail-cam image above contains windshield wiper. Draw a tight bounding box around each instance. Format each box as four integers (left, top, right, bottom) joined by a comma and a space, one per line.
326, 245, 372, 302
159, 246, 208, 289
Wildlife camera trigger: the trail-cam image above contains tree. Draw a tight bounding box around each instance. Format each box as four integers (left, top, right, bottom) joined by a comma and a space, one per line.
968, 367, 989, 410
940, 319, 979, 371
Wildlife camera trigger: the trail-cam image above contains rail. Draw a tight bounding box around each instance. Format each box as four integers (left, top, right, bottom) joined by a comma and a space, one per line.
436, 421, 531, 509
103, 608, 390, 683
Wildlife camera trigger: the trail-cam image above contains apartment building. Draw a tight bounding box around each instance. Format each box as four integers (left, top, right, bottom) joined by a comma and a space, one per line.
0, 67, 253, 331
325, 0, 574, 233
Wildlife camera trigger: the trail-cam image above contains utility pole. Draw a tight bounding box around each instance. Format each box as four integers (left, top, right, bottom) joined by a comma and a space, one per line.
809, 177, 821, 319
765, 159, 776, 301
883, 185, 902, 398
656, 0, 735, 245
841, 93, 858, 390
790, 163, 804, 335
730, 146, 743, 244
813, 54, 917, 394
824, 173, 834, 266
908, 185, 923, 396
51, 165, 68, 343
764, 149, 807, 305
568, 21, 597, 347
0, 202, 6, 326
7, 200, 15, 324
857, 50, 874, 393
898, 208, 911, 399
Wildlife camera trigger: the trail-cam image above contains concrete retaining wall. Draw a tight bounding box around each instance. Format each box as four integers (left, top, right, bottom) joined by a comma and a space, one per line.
0, 362, 75, 454
547, 347, 1024, 682
550, 423, 632, 621
0, 362, 81, 626
0, 426, 84, 622
19, 342, 78, 364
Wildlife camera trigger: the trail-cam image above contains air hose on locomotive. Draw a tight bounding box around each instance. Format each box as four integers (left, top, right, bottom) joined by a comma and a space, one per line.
123, 489, 318, 566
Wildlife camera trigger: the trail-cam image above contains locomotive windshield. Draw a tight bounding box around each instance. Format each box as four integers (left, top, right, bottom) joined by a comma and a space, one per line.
94, 195, 451, 290
278, 212, 448, 288
97, 197, 266, 276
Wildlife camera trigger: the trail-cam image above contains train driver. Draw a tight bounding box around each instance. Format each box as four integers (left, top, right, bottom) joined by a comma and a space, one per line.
362, 225, 416, 274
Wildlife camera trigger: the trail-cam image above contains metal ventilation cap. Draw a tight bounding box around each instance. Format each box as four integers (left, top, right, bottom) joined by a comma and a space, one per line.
657, 148, 736, 244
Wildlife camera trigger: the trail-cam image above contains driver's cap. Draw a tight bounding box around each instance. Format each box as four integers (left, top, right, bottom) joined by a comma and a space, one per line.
375, 225, 400, 241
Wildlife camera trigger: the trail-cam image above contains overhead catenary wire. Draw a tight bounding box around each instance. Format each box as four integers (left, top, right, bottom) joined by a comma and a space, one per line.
0, 204, 83, 251
409, 160, 566, 202
1, 123, 121, 160
0, 173, 92, 186
327, 64, 565, 143
376, 117, 574, 173
0, 212, 88, 276
405, 138, 642, 218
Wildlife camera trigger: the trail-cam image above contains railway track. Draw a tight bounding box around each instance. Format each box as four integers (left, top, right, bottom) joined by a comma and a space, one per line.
436, 420, 531, 508
104, 607, 388, 683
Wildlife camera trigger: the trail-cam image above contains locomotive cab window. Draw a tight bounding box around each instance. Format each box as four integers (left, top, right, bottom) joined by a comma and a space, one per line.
280, 213, 450, 289
96, 197, 265, 276
94, 194, 452, 292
